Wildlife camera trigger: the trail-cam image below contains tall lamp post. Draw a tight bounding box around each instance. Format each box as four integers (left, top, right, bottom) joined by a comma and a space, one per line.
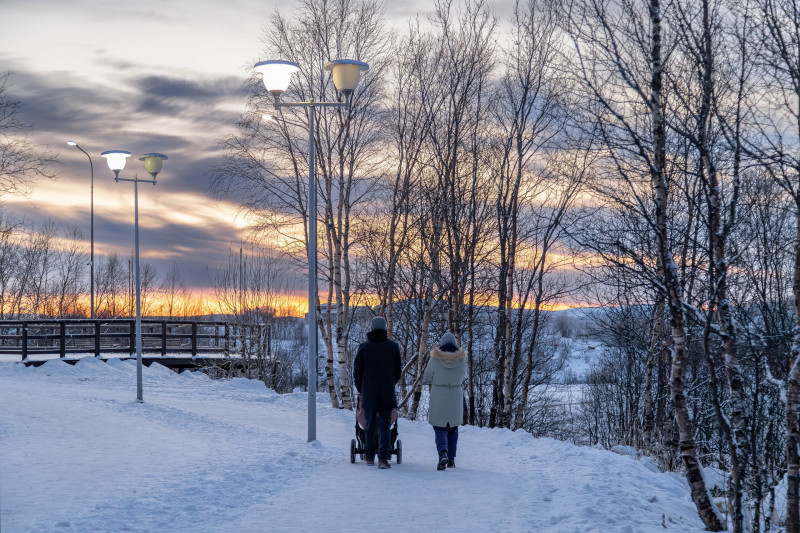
66, 141, 95, 320
254, 58, 369, 442
100, 150, 168, 403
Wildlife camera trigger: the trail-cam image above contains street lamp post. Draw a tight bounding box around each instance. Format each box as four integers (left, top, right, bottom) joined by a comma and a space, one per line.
253, 58, 369, 442
66, 141, 95, 320
100, 150, 168, 403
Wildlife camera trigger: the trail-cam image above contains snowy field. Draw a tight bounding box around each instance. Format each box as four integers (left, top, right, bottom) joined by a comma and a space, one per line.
1, 358, 708, 532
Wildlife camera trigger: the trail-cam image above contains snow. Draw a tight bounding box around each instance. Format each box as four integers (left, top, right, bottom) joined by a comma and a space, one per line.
0, 358, 709, 532
560, 338, 605, 380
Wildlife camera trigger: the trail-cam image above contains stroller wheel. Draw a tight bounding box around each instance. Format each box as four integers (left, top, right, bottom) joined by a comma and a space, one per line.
350, 439, 356, 463
396, 439, 402, 464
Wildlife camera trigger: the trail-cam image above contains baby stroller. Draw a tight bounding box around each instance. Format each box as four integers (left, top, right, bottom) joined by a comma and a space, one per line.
350, 395, 402, 464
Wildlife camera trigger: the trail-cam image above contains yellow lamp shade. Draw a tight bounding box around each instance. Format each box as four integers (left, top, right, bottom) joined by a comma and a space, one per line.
139, 153, 168, 178
324, 59, 369, 94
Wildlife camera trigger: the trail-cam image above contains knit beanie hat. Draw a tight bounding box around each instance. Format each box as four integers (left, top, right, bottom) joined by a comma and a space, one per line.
370, 316, 387, 332
440, 332, 458, 349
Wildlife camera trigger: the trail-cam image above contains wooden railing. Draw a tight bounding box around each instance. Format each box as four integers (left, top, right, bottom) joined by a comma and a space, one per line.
0, 319, 234, 361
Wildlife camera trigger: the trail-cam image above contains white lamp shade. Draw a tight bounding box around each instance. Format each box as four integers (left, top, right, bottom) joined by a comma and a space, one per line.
324, 59, 369, 94
101, 150, 131, 172
139, 153, 168, 177
254, 60, 300, 96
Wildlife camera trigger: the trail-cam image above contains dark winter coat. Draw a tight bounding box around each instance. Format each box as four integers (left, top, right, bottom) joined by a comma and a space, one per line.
353, 330, 402, 409
423, 346, 467, 427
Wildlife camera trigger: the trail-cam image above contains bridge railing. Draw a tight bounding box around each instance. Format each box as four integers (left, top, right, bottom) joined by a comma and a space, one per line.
0, 319, 235, 361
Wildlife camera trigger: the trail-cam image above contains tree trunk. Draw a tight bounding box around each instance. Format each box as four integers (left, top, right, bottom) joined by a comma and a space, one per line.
515, 299, 543, 430
787, 210, 800, 533
321, 295, 339, 408
408, 243, 436, 420
698, 0, 746, 525
335, 240, 353, 410
651, 0, 722, 528
643, 300, 665, 448
407, 293, 433, 421
491, 218, 510, 428
467, 263, 477, 425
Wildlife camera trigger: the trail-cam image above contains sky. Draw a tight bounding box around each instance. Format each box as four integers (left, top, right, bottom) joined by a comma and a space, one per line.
0, 0, 521, 300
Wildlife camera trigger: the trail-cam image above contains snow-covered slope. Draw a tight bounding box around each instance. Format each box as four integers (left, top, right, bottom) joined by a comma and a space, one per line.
0, 358, 707, 532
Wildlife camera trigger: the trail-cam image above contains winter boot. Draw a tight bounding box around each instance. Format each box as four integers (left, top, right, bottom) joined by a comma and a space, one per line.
378, 458, 391, 469
447, 457, 455, 468
437, 450, 448, 471
365, 455, 375, 466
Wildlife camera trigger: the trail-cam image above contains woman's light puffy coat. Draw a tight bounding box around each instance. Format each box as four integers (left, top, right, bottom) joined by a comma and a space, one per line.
423, 347, 467, 427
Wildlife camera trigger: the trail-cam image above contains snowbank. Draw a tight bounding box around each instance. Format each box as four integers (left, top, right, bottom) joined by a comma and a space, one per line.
0, 359, 708, 532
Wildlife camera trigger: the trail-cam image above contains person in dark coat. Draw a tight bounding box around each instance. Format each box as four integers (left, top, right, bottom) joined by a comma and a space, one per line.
353, 316, 401, 469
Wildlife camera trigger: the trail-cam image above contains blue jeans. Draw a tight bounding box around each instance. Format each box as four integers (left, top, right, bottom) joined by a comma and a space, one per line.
433, 424, 458, 458
364, 407, 392, 461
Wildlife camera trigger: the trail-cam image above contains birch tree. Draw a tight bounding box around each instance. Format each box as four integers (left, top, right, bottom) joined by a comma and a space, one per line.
212, 244, 293, 380
160, 261, 190, 318
212, 0, 388, 409
392, 0, 497, 421
0, 72, 58, 197
563, 0, 724, 527
667, 0, 755, 527
489, 0, 578, 429
755, 0, 800, 527
49, 226, 87, 317
95, 253, 130, 318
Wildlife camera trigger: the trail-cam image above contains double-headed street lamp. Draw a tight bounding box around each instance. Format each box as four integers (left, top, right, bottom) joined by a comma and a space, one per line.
66, 141, 96, 320
253, 58, 369, 442
101, 150, 168, 403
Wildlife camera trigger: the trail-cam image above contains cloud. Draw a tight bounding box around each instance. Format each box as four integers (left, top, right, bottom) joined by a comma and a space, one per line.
136, 75, 237, 102
0, 0, 477, 299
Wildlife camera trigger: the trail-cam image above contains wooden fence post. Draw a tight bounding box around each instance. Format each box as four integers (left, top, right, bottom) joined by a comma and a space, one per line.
60, 321, 66, 358
94, 320, 101, 357
21, 322, 27, 361
161, 321, 167, 356
191, 322, 198, 356
129, 320, 135, 355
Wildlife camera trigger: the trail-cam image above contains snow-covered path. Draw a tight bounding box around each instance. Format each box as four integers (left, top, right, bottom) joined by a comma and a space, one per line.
0, 358, 707, 532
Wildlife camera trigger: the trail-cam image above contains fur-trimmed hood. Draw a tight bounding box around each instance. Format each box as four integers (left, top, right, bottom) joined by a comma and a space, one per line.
431, 346, 467, 364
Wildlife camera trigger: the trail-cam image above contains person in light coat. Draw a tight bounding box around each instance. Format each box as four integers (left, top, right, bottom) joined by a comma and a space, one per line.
423, 331, 467, 470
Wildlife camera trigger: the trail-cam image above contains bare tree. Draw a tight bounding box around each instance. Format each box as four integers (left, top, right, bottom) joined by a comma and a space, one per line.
358, 21, 437, 337
0, 72, 57, 196
0, 213, 22, 318
49, 226, 88, 318
95, 253, 129, 318
562, 0, 724, 527
753, 0, 800, 528
212, 0, 388, 410
394, 0, 497, 421
138, 261, 159, 317
212, 243, 297, 381
12, 220, 58, 317
666, 0, 757, 527
488, 0, 580, 429
160, 261, 190, 318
